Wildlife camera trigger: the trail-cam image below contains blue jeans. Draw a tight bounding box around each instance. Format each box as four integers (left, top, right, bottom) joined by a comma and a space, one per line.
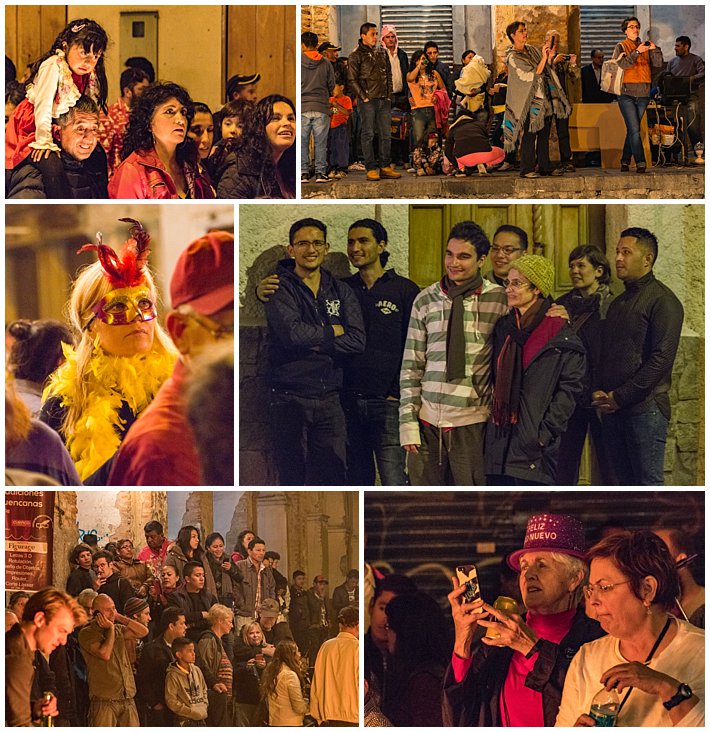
411, 106, 436, 146
341, 394, 407, 485
601, 402, 669, 485
301, 111, 329, 176
618, 94, 650, 166
269, 390, 347, 485
359, 98, 392, 171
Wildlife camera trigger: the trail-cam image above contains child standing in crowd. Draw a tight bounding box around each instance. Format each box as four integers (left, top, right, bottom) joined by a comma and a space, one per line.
165, 637, 209, 726
328, 78, 352, 179
5, 19, 108, 170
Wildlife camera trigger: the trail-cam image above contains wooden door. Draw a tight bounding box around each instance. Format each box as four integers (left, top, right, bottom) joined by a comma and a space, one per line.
227, 6, 296, 102
408, 203, 605, 485
6, 5, 67, 79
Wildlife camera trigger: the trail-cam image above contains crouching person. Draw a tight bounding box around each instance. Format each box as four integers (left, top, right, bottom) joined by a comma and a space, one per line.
165, 637, 209, 727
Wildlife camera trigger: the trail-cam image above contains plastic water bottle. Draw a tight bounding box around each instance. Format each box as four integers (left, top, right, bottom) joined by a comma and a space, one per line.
589, 687, 620, 726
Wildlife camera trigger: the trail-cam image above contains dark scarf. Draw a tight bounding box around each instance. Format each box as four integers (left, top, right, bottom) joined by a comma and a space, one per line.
444, 272, 483, 381
491, 297, 551, 429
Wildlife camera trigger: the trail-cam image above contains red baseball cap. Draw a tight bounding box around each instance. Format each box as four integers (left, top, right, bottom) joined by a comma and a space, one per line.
170, 230, 234, 316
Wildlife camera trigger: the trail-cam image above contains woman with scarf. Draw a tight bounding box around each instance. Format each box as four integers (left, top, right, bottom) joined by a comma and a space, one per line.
554, 245, 615, 485
40, 218, 176, 484
443, 513, 605, 726
503, 21, 571, 178
485, 254, 586, 486
612, 17, 663, 173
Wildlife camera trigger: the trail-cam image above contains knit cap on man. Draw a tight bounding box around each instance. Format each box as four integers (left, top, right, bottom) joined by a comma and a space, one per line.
512, 254, 555, 297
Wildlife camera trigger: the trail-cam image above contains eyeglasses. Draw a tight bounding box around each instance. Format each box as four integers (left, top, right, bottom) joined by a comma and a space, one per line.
583, 579, 631, 598
292, 239, 327, 249
491, 245, 522, 257
186, 311, 234, 340
503, 278, 532, 290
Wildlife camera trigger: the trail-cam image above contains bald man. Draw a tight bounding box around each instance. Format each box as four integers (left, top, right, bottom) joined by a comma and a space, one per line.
78, 594, 148, 726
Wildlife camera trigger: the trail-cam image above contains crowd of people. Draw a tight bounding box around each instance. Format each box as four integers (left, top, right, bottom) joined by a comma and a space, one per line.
6, 218, 234, 486
254, 216, 683, 486
301, 18, 704, 182
5, 18, 296, 199
364, 515, 705, 727
6, 521, 360, 727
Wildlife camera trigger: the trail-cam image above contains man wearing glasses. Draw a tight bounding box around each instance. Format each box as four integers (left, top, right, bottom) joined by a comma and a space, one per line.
263, 217, 366, 485
486, 224, 529, 287
108, 231, 234, 486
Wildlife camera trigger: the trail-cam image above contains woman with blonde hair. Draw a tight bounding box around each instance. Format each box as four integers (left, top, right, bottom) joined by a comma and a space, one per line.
234, 621, 267, 725
260, 639, 309, 726
40, 218, 176, 484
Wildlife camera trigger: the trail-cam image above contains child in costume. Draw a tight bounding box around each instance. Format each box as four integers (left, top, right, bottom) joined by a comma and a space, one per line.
40, 218, 176, 484
5, 19, 108, 170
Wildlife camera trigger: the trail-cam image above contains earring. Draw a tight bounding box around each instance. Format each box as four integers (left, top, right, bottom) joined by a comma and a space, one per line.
644, 601, 652, 616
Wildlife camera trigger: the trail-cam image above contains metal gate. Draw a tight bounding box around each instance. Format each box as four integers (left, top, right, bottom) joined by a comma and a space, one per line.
379, 5, 454, 67
580, 5, 635, 61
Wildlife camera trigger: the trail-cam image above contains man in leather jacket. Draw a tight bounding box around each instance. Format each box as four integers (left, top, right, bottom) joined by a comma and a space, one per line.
348, 23, 401, 181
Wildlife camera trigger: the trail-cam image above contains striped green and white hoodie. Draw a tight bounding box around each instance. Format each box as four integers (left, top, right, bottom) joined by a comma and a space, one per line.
399, 277, 508, 446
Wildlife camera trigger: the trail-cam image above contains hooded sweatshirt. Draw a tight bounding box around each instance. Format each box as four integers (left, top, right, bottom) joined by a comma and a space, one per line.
164, 661, 208, 723
302, 51, 336, 115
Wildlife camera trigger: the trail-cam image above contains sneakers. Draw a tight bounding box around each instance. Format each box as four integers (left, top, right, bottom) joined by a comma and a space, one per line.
348, 161, 366, 171
521, 171, 541, 178
551, 167, 565, 176
301, 174, 311, 182
379, 166, 402, 179
328, 170, 346, 180
620, 161, 630, 172
366, 169, 381, 181
563, 162, 576, 172
315, 173, 330, 183
477, 163, 488, 176
636, 165, 647, 174
498, 161, 513, 172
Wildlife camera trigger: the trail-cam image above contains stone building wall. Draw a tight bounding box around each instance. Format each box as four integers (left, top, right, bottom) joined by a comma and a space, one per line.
301, 5, 333, 44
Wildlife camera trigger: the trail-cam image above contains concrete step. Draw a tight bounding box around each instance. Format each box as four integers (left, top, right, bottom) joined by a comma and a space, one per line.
301, 166, 705, 200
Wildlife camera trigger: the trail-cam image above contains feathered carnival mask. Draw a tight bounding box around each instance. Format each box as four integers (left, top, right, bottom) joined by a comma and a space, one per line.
78, 218, 158, 328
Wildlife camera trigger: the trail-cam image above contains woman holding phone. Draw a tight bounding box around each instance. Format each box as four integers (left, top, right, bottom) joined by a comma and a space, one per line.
612, 16, 663, 173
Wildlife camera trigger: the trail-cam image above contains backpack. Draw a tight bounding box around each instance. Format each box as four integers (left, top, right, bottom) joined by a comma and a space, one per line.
600, 56, 624, 95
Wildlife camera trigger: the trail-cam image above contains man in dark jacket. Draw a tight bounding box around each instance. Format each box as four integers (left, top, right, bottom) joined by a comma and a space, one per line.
167, 562, 217, 642
332, 569, 359, 616
66, 543, 97, 597
288, 570, 309, 653
302, 31, 335, 183
93, 550, 135, 614
6, 95, 108, 199
135, 607, 187, 726
443, 513, 605, 726
348, 23, 401, 181
593, 227, 684, 485
581, 49, 617, 103
304, 575, 336, 665
264, 217, 366, 485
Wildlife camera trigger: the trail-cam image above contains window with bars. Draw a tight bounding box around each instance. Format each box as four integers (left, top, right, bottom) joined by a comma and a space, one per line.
579, 5, 635, 61
379, 5, 455, 66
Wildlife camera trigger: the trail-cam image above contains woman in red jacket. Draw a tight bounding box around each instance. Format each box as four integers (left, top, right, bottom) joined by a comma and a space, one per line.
109, 82, 213, 199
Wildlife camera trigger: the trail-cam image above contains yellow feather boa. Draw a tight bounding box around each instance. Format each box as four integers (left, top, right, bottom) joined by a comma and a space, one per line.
43, 340, 175, 481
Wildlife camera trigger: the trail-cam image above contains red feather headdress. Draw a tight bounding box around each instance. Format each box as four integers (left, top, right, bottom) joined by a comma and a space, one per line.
77, 218, 152, 288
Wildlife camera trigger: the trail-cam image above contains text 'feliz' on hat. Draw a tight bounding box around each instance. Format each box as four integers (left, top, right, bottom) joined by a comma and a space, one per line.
507, 513, 586, 571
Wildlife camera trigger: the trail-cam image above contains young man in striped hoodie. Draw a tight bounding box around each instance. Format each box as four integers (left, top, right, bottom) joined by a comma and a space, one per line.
399, 220, 508, 485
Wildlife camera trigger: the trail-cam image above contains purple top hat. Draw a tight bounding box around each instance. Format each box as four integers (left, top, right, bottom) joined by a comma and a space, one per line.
507, 513, 586, 572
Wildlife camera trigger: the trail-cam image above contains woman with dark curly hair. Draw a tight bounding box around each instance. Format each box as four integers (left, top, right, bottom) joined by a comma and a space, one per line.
212, 94, 295, 199
108, 82, 214, 199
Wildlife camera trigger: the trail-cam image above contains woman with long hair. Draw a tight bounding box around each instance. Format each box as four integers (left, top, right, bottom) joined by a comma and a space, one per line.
40, 218, 176, 484
612, 16, 663, 173
108, 82, 214, 198
231, 529, 255, 563
406, 49, 445, 148
260, 639, 308, 726
212, 94, 296, 199
165, 525, 217, 595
